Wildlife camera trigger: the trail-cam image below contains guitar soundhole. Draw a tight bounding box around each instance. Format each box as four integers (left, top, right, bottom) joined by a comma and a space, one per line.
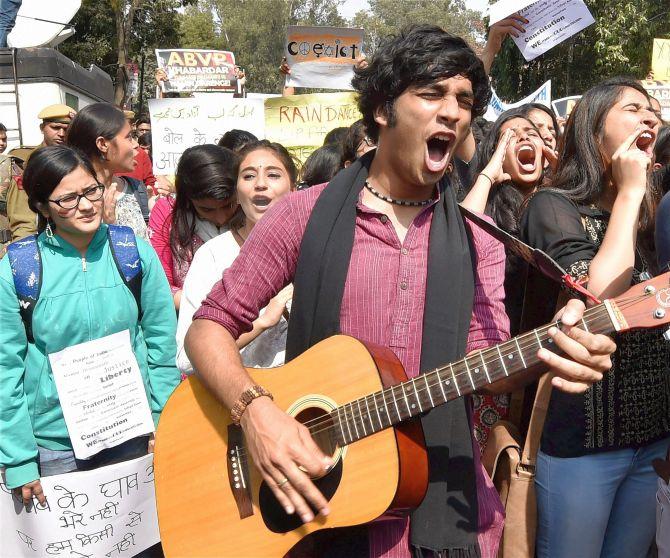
295, 406, 340, 471
258, 458, 343, 533
258, 404, 344, 533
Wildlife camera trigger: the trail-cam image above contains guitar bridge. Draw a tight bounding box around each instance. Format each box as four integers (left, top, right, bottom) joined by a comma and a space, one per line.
227, 424, 253, 519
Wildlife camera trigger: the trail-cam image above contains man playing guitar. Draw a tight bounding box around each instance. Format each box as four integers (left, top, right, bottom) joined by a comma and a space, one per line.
185, 26, 615, 557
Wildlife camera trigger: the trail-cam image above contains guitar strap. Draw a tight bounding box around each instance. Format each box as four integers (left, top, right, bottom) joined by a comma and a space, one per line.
287, 151, 480, 556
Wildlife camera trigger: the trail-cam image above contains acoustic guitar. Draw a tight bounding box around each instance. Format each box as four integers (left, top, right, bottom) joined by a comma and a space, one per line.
154, 272, 670, 557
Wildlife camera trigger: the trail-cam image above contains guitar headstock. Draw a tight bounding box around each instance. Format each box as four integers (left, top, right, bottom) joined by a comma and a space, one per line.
609, 272, 670, 333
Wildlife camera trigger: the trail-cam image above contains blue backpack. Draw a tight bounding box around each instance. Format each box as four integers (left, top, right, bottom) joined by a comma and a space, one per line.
7, 225, 142, 343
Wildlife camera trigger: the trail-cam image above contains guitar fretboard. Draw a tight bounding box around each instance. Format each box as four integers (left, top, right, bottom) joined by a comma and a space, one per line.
327, 303, 616, 446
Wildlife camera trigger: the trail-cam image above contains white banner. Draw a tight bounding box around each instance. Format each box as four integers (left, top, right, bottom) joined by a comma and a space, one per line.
0, 455, 159, 557
284, 26, 364, 90
484, 80, 551, 121
148, 97, 266, 175
511, 0, 595, 61
48, 330, 155, 460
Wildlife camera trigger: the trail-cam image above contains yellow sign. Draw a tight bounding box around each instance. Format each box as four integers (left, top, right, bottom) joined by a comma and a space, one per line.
264, 92, 361, 162
651, 39, 670, 81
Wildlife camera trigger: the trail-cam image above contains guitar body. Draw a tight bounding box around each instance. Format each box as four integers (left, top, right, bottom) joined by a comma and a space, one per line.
154, 335, 429, 557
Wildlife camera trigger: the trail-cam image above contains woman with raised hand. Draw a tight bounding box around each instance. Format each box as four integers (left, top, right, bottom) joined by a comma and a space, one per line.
0, 145, 178, 505
460, 108, 549, 447
148, 144, 239, 310
66, 103, 151, 239
520, 77, 668, 558
176, 140, 297, 374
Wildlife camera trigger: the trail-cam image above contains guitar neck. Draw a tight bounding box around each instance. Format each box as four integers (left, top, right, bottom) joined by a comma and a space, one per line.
328, 301, 619, 446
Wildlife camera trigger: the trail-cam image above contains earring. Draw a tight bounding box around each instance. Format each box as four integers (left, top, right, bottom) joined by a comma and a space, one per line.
100, 153, 107, 162
45, 220, 54, 238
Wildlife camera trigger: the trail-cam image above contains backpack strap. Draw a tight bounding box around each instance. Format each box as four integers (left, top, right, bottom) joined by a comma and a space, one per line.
107, 224, 143, 320
7, 235, 41, 343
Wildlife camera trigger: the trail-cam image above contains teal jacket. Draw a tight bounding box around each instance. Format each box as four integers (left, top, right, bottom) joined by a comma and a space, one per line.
0, 225, 179, 489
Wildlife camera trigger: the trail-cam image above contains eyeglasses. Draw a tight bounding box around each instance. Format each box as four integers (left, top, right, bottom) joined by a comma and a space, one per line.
356, 136, 375, 153
49, 184, 105, 209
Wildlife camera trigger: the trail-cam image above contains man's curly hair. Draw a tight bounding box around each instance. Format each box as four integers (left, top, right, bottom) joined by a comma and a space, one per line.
352, 25, 490, 142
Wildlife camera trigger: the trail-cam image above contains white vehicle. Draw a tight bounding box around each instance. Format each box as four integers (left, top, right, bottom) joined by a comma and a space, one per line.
0, 0, 113, 151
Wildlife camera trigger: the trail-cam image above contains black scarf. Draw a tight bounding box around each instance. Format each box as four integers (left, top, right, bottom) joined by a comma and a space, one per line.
286, 152, 480, 556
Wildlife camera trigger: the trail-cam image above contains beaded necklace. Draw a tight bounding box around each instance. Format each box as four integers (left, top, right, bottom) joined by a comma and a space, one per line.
364, 180, 434, 207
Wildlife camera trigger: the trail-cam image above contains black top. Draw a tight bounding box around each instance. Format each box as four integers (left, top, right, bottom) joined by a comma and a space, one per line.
521, 190, 670, 457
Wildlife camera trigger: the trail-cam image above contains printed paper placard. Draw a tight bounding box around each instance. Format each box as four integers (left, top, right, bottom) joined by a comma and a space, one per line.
506, 0, 595, 61
149, 97, 266, 175
284, 26, 364, 90
156, 48, 237, 93
264, 92, 361, 162
0, 454, 159, 557
48, 330, 155, 459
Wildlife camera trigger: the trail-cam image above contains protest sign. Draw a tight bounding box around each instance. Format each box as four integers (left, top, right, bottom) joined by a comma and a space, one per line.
156, 49, 237, 93
484, 80, 551, 121
641, 80, 670, 122
48, 330, 155, 459
0, 454, 159, 558
284, 26, 364, 90
264, 92, 361, 162
489, 0, 537, 24
552, 95, 581, 119
491, 0, 595, 61
652, 39, 670, 82
148, 96, 265, 175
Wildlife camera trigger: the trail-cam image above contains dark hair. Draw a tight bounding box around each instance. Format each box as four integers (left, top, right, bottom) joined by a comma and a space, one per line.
218, 129, 258, 152
550, 77, 660, 245
135, 116, 150, 127
471, 117, 493, 146
236, 140, 298, 186
352, 25, 490, 142
66, 103, 126, 161
299, 144, 342, 188
22, 145, 99, 231
341, 120, 369, 165
519, 103, 560, 144
323, 127, 348, 147
469, 107, 541, 236
138, 132, 151, 148
170, 144, 239, 260
0, 122, 6, 133
654, 126, 670, 195
655, 126, 670, 167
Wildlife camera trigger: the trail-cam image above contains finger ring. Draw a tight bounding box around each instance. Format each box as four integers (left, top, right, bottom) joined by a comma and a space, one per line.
277, 477, 289, 488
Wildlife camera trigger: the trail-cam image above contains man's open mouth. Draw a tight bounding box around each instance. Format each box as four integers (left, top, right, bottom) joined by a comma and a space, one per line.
425, 132, 455, 173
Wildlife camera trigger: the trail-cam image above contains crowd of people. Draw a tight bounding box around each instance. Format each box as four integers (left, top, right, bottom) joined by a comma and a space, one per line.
0, 13, 669, 558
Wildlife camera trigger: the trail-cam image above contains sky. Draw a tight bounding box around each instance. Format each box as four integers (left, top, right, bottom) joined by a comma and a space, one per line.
339, 0, 490, 20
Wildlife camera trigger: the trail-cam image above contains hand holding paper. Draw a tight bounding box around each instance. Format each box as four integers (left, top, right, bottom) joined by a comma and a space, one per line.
488, 0, 595, 62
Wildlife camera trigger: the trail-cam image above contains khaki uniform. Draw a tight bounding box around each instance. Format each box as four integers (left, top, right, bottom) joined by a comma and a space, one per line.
6, 144, 42, 241
5, 105, 76, 243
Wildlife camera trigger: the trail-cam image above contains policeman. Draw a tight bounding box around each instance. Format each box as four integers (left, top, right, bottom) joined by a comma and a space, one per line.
5, 104, 76, 241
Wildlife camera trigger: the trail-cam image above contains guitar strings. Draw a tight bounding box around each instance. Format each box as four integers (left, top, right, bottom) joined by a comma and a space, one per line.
231, 296, 647, 454
229, 298, 643, 458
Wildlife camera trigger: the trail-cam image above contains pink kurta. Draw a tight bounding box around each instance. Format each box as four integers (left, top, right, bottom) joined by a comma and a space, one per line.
195, 184, 508, 557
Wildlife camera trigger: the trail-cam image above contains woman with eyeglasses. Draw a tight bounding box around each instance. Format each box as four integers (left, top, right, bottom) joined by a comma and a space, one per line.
0, 146, 179, 509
